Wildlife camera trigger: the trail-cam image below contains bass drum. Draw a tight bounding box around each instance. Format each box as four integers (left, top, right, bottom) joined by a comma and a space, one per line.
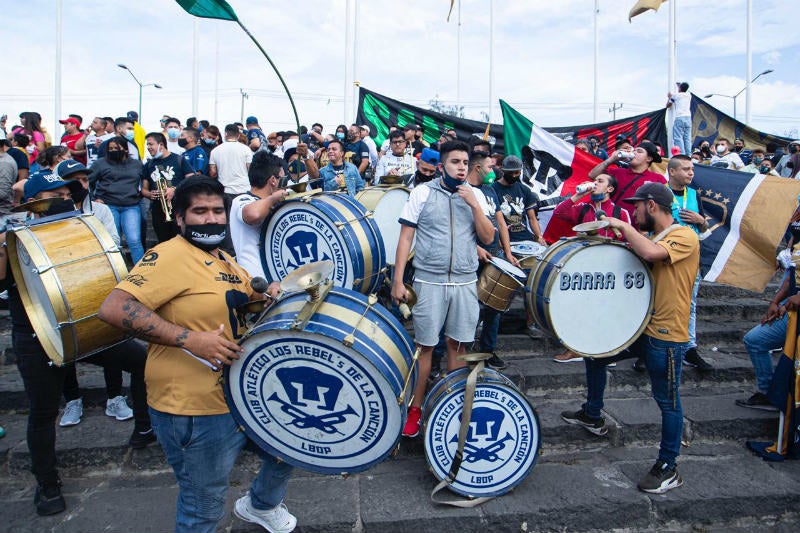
225, 284, 417, 475
354, 185, 414, 267
423, 367, 540, 498
526, 238, 654, 357
6, 214, 129, 366
261, 192, 386, 294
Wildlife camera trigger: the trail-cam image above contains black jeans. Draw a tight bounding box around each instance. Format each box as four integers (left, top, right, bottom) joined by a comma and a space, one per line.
62, 364, 123, 402
152, 201, 178, 244
14, 332, 149, 485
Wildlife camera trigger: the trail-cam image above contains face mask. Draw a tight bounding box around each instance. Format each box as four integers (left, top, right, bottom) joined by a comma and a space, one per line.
753, 156, 764, 165
71, 187, 89, 204
43, 198, 75, 217
441, 168, 464, 191
152, 148, 164, 160
733, 146, 743, 153
700, 145, 710, 153
415, 170, 436, 183
481, 169, 496, 185
204, 138, 217, 145
760, 166, 771, 174
715, 145, 726, 155
289, 161, 306, 175
167, 128, 180, 140
504, 172, 521, 183
182, 223, 227, 251
590, 193, 605, 202
108, 150, 125, 162
25, 145, 35, 155
178, 138, 189, 148
336, 132, 345, 141
124, 130, 135, 142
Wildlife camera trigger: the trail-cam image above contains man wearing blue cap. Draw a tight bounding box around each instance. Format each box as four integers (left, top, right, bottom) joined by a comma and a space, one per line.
408, 147, 440, 188
245, 116, 268, 153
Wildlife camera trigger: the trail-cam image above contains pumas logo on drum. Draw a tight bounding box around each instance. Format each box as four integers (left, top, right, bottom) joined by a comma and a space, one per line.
268, 367, 356, 434
139, 251, 158, 266
450, 407, 512, 464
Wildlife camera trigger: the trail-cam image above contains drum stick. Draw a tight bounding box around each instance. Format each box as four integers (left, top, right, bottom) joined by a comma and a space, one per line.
595, 210, 623, 239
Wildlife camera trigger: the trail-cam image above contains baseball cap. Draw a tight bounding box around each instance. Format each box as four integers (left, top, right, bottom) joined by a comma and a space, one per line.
403, 124, 419, 131
55, 160, 93, 180
246, 116, 259, 125
638, 140, 663, 163
419, 147, 440, 165
59, 117, 80, 128
126, 111, 139, 122
622, 182, 673, 208
502, 155, 523, 172
23, 170, 70, 200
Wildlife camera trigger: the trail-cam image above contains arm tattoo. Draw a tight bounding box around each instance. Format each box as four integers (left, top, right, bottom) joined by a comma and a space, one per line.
119, 297, 160, 342
176, 328, 189, 347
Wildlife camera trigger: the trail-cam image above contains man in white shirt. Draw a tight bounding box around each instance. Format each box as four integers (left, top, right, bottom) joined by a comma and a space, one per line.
709, 137, 744, 170
79, 117, 114, 168
360, 125, 379, 171
209, 124, 254, 254
229, 151, 289, 278
374, 130, 416, 185
667, 82, 693, 155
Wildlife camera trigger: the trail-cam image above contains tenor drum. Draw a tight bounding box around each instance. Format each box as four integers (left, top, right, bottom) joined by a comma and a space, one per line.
355, 185, 413, 267
423, 367, 540, 498
525, 238, 654, 357
511, 241, 547, 272
225, 283, 417, 475
261, 192, 386, 294
477, 257, 526, 312
6, 214, 129, 366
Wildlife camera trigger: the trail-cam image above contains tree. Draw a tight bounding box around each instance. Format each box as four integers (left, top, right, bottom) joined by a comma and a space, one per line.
429, 95, 465, 118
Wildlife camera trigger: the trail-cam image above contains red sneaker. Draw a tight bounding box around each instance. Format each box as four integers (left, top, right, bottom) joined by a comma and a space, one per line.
402, 406, 422, 438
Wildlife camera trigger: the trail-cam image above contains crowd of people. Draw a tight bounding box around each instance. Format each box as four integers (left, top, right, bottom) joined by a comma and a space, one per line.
0, 106, 798, 530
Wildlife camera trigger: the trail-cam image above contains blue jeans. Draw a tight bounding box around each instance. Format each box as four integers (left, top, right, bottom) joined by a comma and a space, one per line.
107, 204, 144, 264
583, 335, 687, 468
743, 314, 786, 393
688, 271, 701, 348
479, 307, 501, 352
672, 116, 692, 155
149, 409, 293, 533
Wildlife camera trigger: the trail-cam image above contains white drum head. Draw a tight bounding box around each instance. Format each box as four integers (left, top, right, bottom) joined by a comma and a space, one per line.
510, 241, 546, 258
369, 188, 410, 266
490, 256, 526, 280
548, 244, 652, 356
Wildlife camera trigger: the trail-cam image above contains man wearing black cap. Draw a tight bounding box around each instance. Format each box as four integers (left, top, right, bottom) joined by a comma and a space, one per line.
493, 155, 546, 247
589, 140, 667, 223
562, 181, 699, 495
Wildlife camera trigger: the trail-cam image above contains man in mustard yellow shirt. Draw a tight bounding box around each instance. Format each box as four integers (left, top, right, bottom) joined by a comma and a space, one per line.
561, 182, 699, 495
99, 176, 296, 533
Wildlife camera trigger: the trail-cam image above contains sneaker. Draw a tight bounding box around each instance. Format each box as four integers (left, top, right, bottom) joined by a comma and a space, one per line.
637, 460, 683, 494
106, 395, 134, 421
633, 357, 646, 373
129, 427, 157, 449
59, 398, 83, 427
735, 392, 778, 412
683, 348, 713, 372
402, 406, 422, 438
487, 352, 508, 370
560, 409, 608, 436
34, 481, 66, 516
234, 493, 297, 533
553, 350, 583, 363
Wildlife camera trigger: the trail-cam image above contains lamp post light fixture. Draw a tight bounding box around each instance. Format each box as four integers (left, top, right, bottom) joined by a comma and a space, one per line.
117, 63, 162, 123
704, 69, 774, 121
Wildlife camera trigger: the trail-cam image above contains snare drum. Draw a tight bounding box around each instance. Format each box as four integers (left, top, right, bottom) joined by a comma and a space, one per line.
526, 238, 654, 357
423, 367, 540, 498
6, 214, 129, 366
511, 241, 547, 273
225, 284, 417, 475
355, 185, 413, 266
477, 257, 526, 312
261, 192, 386, 294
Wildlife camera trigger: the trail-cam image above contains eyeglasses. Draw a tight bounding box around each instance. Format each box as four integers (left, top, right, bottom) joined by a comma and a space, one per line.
391, 140, 406, 145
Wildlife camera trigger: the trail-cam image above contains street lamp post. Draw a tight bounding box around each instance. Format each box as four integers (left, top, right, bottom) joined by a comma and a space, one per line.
704, 69, 773, 122
117, 64, 162, 123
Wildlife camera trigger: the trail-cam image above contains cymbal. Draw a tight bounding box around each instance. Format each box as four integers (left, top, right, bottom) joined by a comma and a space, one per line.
280, 261, 335, 293
457, 352, 493, 363
573, 220, 609, 235
378, 175, 404, 185
12, 198, 57, 214
286, 182, 308, 193
235, 299, 270, 316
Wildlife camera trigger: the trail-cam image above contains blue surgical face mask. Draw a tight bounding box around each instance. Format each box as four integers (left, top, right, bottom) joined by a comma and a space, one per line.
153, 148, 164, 159
336, 132, 345, 141
167, 127, 180, 140
203, 138, 216, 145
124, 130, 135, 142
590, 193, 605, 202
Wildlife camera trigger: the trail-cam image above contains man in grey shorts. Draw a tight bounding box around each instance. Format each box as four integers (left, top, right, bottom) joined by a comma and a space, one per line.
391, 140, 496, 437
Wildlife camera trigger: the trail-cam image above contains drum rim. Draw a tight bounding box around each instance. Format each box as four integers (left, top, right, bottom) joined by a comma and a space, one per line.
422, 378, 541, 497
526, 238, 655, 358
354, 186, 412, 267
6, 215, 129, 366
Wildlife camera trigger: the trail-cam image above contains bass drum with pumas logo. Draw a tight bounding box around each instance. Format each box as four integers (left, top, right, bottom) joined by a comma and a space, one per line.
422, 367, 540, 498
224, 284, 417, 475
260, 192, 386, 295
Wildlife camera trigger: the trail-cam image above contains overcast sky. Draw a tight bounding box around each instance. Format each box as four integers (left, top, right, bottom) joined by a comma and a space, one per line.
2, 0, 798, 142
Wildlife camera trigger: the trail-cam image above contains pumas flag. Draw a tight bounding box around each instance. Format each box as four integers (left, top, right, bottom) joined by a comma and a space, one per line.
692, 165, 800, 293
500, 100, 602, 241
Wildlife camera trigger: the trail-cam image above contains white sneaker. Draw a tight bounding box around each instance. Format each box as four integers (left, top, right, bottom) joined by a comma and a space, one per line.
234, 493, 296, 533
105, 396, 133, 421
59, 398, 83, 427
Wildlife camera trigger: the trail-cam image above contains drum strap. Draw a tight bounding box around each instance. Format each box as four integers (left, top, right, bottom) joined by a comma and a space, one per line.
651, 224, 683, 244
430, 360, 494, 508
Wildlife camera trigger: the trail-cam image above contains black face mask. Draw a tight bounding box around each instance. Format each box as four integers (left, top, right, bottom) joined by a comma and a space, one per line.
178, 138, 189, 148
107, 150, 125, 163
415, 170, 437, 184
43, 198, 75, 217
790, 145, 799, 154
71, 187, 89, 204
181, 223, 227, 252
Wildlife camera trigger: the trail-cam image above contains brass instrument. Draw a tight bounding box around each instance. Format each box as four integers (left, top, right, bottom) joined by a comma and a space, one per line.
154, 165, 174, 221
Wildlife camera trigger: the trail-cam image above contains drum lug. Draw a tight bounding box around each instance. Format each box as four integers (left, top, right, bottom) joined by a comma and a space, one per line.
291, 280, 334, 331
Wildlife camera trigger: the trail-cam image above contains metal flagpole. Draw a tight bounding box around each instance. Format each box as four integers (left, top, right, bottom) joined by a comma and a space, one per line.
55, 0, 62, 138
192, 19, 200, 117
353, 0, 359, 121
745, 0, 753, 125
593, 0, 599, 123
457, 0, 461, 109
214, 23, 220, 124
666, 0, 676, 150
488, 0, 494, 123
344, 0, 352, 123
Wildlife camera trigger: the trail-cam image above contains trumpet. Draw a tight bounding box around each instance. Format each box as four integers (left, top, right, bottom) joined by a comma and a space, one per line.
154, 166, 174, 221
